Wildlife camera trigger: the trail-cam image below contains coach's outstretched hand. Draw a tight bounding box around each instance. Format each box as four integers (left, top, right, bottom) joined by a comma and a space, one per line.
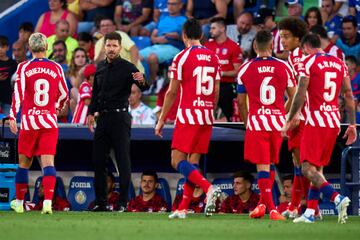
343, 125, 357, 145
132, 72, 145, 85
87, 115, 95, 133
9, 119, 18, 134
155, 119, 164, 138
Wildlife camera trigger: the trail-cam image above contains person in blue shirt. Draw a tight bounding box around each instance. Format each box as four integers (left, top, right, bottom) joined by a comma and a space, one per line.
349, 0, 360, 29
336, 15, 360, 62
321, 0, 343, 41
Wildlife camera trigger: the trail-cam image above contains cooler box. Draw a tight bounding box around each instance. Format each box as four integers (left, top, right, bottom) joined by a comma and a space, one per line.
0, 164, 18, 210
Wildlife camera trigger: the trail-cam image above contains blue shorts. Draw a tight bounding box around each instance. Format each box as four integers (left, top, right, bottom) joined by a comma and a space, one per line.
140, 44, 180, 63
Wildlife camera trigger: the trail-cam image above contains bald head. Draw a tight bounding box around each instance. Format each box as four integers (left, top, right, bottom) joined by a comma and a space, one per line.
56, 19, 70, 40
237, 12, 253, 35
12, 40, 27, 63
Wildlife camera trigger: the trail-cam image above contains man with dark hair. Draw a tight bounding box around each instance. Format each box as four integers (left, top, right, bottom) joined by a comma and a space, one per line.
336, 15, 360, 62
88, 31, 148, 212
321, 0, 343, 42
310, 24, 345, 61
282, 33, 356, 223
219, 171, 259, 214
51, 40, 68, 65
78, 32, 95, 60
127, 171, 168, 212
18, 22, 34, 59
345, 55, 360, 105
205, 17, 242, 122
279, 17, 310, 219
237, 30, 296, 221
155, 18, 222, 219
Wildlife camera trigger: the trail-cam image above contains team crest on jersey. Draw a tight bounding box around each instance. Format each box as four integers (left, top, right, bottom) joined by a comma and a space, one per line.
75, 190, 87, 204
83, 86, 90, 93
222, 48, 228, 55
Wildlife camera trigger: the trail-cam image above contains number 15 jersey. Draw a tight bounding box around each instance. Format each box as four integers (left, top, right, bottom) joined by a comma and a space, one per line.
10, 58, 69, 130
237, 57, 295, 131
170, 46, 221, 125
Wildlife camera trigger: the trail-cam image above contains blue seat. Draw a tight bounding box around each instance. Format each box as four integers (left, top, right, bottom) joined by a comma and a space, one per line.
67, 176, 95, 211
138, 177, 172, 211
131, 36, 151, 50
175, 178, 186, 197
114, 177, 136, 200
32, 176, 66, 204
212, 178, 234, 197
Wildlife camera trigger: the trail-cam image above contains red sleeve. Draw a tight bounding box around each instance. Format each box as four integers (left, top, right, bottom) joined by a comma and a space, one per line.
79, 82, 92, 100
53, 196, 71, 211
127, 197, 139, 212
219, 197, 231, 213
10, 62, 26, 120
231, 43, 242, 65
54, 62, 69, 110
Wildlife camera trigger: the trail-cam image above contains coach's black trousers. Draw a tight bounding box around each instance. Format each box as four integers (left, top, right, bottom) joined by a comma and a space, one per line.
93, 111, 131, 208
218, 82, 236, 122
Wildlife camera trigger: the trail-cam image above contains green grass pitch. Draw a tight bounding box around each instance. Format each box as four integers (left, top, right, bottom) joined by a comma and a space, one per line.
1, 212, 360, 240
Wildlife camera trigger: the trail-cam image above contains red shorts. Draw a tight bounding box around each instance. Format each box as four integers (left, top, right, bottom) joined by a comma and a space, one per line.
171, 123, 212, 154
18, 128, 58, 158
300, 125, 339, 167
287, 120, 305, 151
244, 130, 283, 165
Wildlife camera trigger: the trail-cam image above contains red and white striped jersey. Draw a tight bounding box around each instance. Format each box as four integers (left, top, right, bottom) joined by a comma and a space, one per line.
10, 58, 68, 130
237, 56, 295, 131
288, 47, 303, 77
299, 53, 348, 128
72, 81, 92, 125
170, 45, 221, 125
323, 42, 345, 62
272, 28, 284, 55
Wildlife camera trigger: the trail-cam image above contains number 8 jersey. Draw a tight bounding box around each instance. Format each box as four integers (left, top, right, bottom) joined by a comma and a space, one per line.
9, 58, 69, 130
237, 57, 295, 131
170, 46, 221, 125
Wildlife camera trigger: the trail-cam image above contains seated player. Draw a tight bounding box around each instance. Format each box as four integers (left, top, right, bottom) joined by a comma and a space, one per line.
127, 171, 168, 212
278, 175, 296, 214
172, 183, 206, 214
218, 171, 259, 214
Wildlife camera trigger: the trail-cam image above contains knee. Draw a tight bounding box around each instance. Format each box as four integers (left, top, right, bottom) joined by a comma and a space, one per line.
171, 158, 178, 170
147, 54, 158, 64
301, 163, 311, 178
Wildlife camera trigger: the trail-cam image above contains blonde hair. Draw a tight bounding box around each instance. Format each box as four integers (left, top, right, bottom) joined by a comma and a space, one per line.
28, 33, 47, 53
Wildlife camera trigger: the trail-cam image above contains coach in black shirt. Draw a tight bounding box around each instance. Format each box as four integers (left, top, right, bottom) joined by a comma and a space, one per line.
87, 32, 148, 211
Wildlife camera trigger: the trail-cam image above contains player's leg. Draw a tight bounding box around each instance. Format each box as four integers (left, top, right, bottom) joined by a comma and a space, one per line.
40, 154, 56, 214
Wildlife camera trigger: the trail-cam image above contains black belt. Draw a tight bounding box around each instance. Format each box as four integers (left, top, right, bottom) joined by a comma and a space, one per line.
100, 108, 128, 113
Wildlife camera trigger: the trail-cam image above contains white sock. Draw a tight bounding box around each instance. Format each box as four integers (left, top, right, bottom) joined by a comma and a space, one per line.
334, 194, 341, 205
43, 199, 52, 206
16, 199, 23, 206
304, 208, 315, 217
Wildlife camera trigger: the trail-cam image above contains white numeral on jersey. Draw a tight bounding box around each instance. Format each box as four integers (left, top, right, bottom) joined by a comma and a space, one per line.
34, 79, 50, 107
194, 66, 214, 96
260, 76, 275, 105
324, 72, 336, 102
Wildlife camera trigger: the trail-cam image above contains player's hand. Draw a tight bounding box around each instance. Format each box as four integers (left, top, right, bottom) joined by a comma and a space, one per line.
343, 124, 357, 145
9, 119, 18, 134
155, 119, 165, 138
87, 115, 95, 133
132, 72, 145, 85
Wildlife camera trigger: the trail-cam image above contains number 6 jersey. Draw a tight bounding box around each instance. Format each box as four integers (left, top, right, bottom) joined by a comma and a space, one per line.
9, 58, 69, 130
170, 45, 221, 125
237, 57, 295, 131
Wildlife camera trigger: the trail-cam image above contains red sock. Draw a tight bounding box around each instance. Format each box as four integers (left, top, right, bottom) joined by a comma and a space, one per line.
301, 176, 310, 200
187, 170, 211, 193
258, 178, 275, 211
42, 176, 56, 200
289, 175, 302, 211
307, 199, 318, 211
178, 181, 195, 211
15, 183, 28, 200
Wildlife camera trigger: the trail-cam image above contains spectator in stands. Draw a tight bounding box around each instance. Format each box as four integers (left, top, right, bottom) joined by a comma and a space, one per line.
336, 15, 360, 62
79, 0, 116, 33
233, 0, 259, 21
304, 7, 323, 29
186, 0, 228, 38
346, 56, 360, 106
67, 0, 83, 20
349, 0, 360, 29
285, 0, 303, 18
12, 40, 27, 64
114, 0, 153, 36
127, 171, 168, 212
18, 22, 33, 59
140, 0, 186, 85
94, 18, 144, 73
72, 64, 95, 124
78, 32, 95, 61
277, 175, 293, 214
0, 36, 17, 115
28, 181, 71, 211
218, 171, 259, 214
205, 17, 242, 122
321, 0, 343, 41
129, 84, 156, 125
310, 24, 345, 61
172, 183, 206, 213
35, 0, 78, 38
47, 20, 79, 65
226, 12, 256, 59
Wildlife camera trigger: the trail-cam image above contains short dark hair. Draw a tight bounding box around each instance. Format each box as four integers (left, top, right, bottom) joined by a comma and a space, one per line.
282, 174, 294, 182
53, 39, 67, 50
210, 17, 226, 29
18, 22, 34, 32
233, 171, 254, 184
0, 35, 9, 46
108, 171, 115, 183
305, 7, 323, 26
141, 170, 158, 182
309, 24, 328, 39
183, 18, 202, 40
346, 55, 358, 65
342, 15, 358, 28
278, 17, 308, 40
104, 32, 122, 45
59, 0, 67, 10
301, 33, 321, 48
78, 32, 93, 43
255, 30, 273, 51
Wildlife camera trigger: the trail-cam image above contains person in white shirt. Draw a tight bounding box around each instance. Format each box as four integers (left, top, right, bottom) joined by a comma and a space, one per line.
129, 83, 156, 125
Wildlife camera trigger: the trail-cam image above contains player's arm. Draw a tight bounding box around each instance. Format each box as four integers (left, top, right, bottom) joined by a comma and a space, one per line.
221, 63, 241, 77
9, 64, 24, 134
341, 75, 357, 145
56, 64, 69, 111
284, 86, 296, 113
214, 79, 220, 108
236, 81, 247, 126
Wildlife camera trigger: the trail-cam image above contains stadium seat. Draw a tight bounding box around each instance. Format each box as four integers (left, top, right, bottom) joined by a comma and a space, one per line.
175, 178, 186, 197
67, 176, 95, 211
114, 177, 136, 200
138, 177, 172, 211
212, 178, 234, 197
131, 36, 151, 50
32, 176, 66, 204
